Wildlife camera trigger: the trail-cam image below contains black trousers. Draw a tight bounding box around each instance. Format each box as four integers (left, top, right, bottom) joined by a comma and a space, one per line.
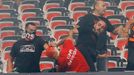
126, 42, 134, 70
76, 44, 97, 72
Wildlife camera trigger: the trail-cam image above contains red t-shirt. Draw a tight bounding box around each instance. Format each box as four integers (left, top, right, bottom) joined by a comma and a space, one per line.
57, 39, 90, 72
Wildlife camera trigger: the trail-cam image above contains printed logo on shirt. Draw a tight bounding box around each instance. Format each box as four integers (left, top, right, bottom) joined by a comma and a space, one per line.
20, 45, 35, 52
67, 48, 77, 66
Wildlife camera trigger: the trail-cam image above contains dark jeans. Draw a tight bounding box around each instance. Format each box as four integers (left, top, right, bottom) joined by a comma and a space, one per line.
96, 57, 107, 72
76, 44, 97, 72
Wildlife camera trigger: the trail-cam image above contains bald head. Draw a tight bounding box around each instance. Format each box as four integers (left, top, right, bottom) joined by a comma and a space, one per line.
93, 1, 107, 16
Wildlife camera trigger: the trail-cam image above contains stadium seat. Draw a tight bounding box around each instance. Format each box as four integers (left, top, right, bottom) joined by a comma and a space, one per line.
44, 7, 68, 22
40, 57, 55, 72
43, 0, 63, 12
71, 7, 91, 23
50, 16, 73, 29
68, 2, 86, 12
0, 26, 22, 39
119, 1, 134, 11
125, 6, 134, 19
0, 9, 18, 20
26, 17, 48, 26
107, 15, 126, 25
53, 29, 69, 41
115, 38, 128, 50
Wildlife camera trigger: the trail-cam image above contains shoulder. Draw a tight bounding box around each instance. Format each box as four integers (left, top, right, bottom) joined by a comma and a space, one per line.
12, 39, 24, 47
82, 13, 94, 19
78, 13, 96, 24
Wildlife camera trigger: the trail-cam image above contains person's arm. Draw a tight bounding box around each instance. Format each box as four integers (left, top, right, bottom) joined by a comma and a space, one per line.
112, 19, 134, 37
106, 18, 130, 37
7, 55, 14, 73
7, 42, 18, 73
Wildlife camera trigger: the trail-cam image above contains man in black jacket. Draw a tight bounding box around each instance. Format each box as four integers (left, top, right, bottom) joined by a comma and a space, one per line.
76, 0, 124, 72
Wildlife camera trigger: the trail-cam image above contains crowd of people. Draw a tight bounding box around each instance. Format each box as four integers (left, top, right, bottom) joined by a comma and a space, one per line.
7, 0, 134, 73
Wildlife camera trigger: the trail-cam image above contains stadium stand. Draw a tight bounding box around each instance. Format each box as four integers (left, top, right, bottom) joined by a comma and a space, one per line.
0, 0, 134, 73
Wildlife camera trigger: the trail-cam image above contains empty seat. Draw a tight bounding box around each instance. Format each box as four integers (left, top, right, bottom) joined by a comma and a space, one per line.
125, 6, 134, 19
0, 9, 18, 20
119, 1, 134, 11
26, 17, 48, 26
43, 0, 63, 12
44, 7, 68, 21
1, 26, 22, 39
107, 15, 126, 25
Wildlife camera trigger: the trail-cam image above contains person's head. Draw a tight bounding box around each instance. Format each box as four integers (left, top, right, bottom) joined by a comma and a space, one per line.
93, 18, 106, 34
45, 38, 75, 60
93, 0, 107, 16
23, 22, 38, 41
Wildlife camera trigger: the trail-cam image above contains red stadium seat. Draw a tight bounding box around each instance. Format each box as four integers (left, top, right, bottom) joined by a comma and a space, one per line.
0, 22, 14, 29
119, 1, 134, 11
40, 62, 54, 71
109, 32, 118, 40
18, 4, 35, 13
1, 41, 16, 50
50, 22, 66, 30
43, 4, 60, 12
0, 5, 10, 9
0, 13, 10, 20
72, 11, 88, 23
44, 12, 61, 22
109, 19, 121, 25
107, 60, 117, 69
0, 31, 15, 39
53, 29, 69, 41
43, 0, 63, 12
115, 38, 128, 50
104, 10, 114, 18
68, 2, 86, 12
125, 9, 134, 20
20, 12, 36, 22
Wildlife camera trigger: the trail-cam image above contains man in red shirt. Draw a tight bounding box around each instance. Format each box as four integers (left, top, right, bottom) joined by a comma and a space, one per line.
45, 38, 90, 72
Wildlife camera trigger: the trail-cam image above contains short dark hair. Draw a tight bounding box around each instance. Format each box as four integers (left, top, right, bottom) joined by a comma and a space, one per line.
25, 22, 36, 28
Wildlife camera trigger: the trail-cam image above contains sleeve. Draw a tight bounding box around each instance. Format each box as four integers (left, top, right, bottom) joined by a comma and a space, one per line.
57, 49, 68, 72
106, 19, 115, 32
57, 57, 67, 72
10, 42, 18, 58
39, 37, 47, 51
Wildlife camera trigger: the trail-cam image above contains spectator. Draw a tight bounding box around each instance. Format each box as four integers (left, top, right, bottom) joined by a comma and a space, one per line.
124, 19, 134, 70
75, 0, 125, 72
45, 36, 90, 72
7, 22, 48, 73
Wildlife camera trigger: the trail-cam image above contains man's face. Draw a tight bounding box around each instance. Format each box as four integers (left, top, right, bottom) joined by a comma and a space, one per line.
26, 24, 37, 33
96, 1, 107, 16
24, 24, 37, 41
94, 20, 106, 34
